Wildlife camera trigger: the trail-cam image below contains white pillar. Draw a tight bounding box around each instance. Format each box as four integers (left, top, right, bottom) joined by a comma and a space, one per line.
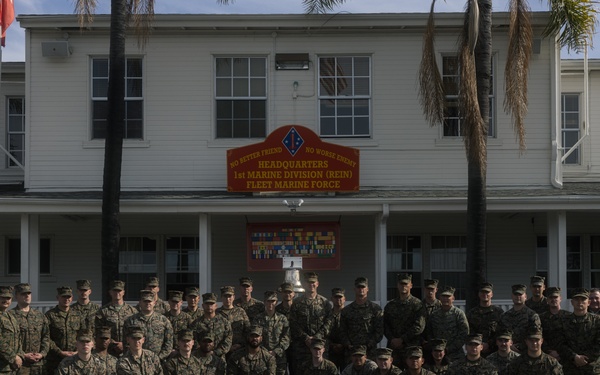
20, 214, 40, 301
547, 211, 567, 307
198, 213, 211, 294
375, 204, 389, 306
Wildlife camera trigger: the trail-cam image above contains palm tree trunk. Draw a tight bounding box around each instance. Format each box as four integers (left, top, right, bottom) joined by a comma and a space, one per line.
466, 0, 491, 311
101, 0, 127, 305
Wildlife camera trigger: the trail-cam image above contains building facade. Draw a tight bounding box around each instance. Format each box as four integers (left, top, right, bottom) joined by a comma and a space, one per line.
0, 12, 599, 304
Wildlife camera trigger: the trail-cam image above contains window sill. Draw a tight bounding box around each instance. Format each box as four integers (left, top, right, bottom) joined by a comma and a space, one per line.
82, 140, 151, 149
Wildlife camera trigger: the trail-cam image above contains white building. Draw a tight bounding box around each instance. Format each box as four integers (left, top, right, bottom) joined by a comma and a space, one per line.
0, 12, 598, 304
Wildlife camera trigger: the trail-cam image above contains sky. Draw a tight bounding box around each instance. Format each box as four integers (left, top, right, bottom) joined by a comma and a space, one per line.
4, 0, 596, 62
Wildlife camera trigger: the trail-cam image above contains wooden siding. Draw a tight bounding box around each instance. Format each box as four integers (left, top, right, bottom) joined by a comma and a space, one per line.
25, 24, 555, 191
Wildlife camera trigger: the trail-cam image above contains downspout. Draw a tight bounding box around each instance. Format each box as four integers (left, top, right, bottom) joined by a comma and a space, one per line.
551, 35, 563, 188
375, 203, 389, 307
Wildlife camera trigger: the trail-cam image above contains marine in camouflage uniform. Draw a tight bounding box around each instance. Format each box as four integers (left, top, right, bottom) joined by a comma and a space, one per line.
251, 291, 290, 375
183, 287, 202, 321
524, 276, 548, 315
485, 330, 520, 375
506, 328, 562, 375
70, 280, 100, 332
57, 330, 106, 375
11, 283, 49, 375
123, 290, 174, 361
383, 273, 426, 365
94, 280, 138, 357
425, 287, 469, 362
162, 330, 201, 375
423, 339, 450, 375
538, 286, 567, 359
340, 277, 383, 359
558, 288, 600, 375
233, 277, 265, 322
192, 293, 232, 360
45, 287, 84, 375
142, 277, 170, 316
289, 272, 332, 375
466, 282, 504, 356
194, 332, 227, 375
341, 345, 378, 375
164, 291, 193, 350
226, 325, 276, 375
372, 347, 403, 375
275, 283, 295, 319
446, 334, 498, 375
422, 279, 442, 318
302, 338, 338, 375
327, 287, 346, 370
92, 327, 117, 375
0, 286, 24, 375
498, 285, 541, 353
116, 327, 162, 375
217, 286, 249, 356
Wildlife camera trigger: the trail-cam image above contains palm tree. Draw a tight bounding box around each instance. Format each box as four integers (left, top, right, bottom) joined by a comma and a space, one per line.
75, 0, 347, 304
419, 0, 596, 309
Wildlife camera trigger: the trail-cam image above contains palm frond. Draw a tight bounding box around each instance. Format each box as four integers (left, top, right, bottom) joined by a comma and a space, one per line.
74, 0, 97, 28
459, 19, 486, 167
303, 0, 347, 14
505, 0, 532, 154
418, 0, 445, 127
544, 0, 597, 52
128, 0, 155, 48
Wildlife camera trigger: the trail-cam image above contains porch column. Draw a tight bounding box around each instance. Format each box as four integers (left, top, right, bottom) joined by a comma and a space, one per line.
20, 214, 40, 301
547, 211, 567, 305
375, 204, 389, 306
198, 213, 211, 294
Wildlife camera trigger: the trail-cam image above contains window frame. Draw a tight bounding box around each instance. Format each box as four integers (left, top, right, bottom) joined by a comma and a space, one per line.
165, 236, 200, 292
6, 237, 52, 276
90, 56, 144, 140
214, 56, 268, 139
430, 235, 468, 300
318, 55, 372, 138
440, 54, 496, 138
386, 235, 422, 300
560, 93, 581, 165
6, 96, 25, 168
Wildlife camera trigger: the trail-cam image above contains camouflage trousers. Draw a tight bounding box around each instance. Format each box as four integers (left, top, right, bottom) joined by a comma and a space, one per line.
16, 364, 45, 375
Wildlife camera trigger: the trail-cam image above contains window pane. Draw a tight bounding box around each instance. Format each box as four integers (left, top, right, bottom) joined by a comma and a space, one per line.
127, 78, 142, 97
354, 57, 370, 76
127, 59, 143, 77
564, 113, 579, 129
93, 58, 109, 76
8, 116, 24, 132
8, 98, 23, 114
250, 58, 265, 76
337, 117, 353, 135
233, 78, 249, 96
216, 58, 231, 77
321, 100, 335, 116
216, 78, 232, 97
320, 117, 335, 136
233, 58, 249, 77
250, 78, 266, 96
93, 78, 108, 98
233, 101, 249, 119
233, 119, 250, 138
354, 77, 369, 96
250, 120, 266, 138
250, 100, 266, 119
217, 119, 232, 138
217, 100, 232, 119
563, 95, 579, 111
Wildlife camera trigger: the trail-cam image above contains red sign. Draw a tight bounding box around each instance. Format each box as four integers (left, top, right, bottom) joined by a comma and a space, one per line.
227, 125, 360, 192
247, 222, 341, 271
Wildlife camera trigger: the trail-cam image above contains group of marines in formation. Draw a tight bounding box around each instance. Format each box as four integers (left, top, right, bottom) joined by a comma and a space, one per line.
0, 272, 599, 375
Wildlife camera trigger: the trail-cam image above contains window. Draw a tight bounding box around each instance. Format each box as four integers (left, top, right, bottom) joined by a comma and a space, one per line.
386, 235, 422, 301
118, 236, 157, 300
7, 238, 51, 275
165, 236, 199, 292
561, 93, 581, 164
537, 235, 582, 296
215, 57, 267, 138
442, 56, 495, 137
91, 57, 143, 139
319, 56, 371, 137
431, 235, 467, 300
591, 236, 600, 287
7, 97, 25, 167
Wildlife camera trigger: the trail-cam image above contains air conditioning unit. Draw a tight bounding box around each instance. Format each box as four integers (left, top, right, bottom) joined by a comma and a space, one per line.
41, 41, 71, 58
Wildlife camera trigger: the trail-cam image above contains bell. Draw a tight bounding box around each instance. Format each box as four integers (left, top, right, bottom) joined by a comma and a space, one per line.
284, 269, 305, 293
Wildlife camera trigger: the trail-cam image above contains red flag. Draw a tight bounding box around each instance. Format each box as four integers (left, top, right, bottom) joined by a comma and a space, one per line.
1, 0, 15, 47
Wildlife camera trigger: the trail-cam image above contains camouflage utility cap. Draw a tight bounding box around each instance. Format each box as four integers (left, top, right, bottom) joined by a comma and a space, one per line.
57, 286, 72, 297
146, 277, 160, 287
168, 290, 183, 301
14, 283, 31, 294
76, 280, 92, 290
